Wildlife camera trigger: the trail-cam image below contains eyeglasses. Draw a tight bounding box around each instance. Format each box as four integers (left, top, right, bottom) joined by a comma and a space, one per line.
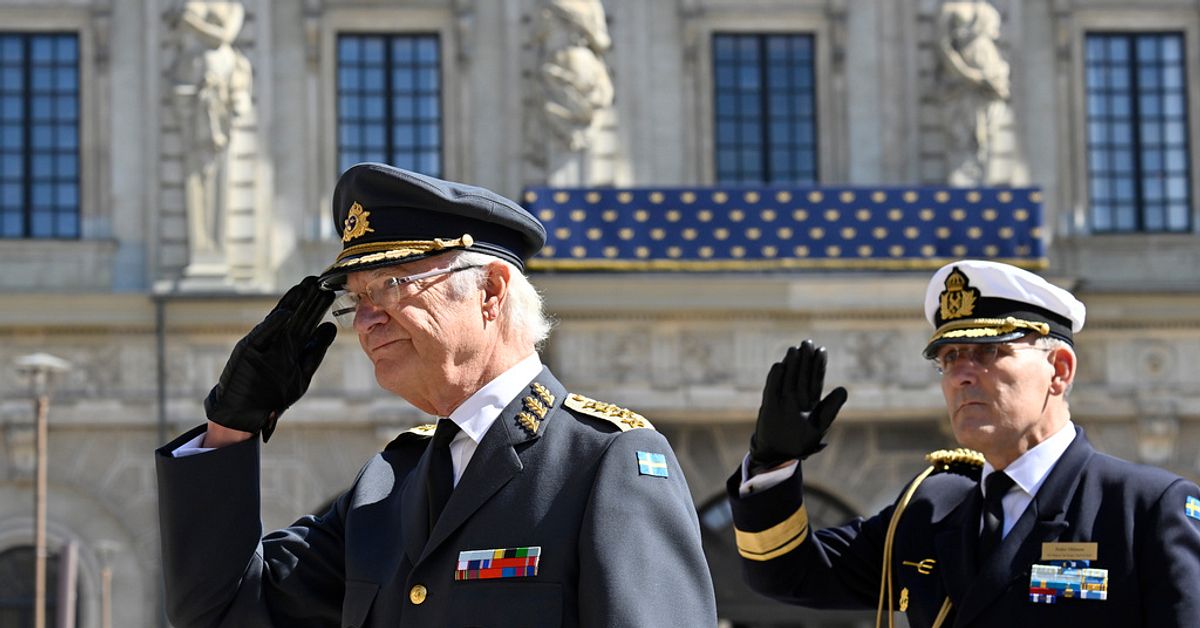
929, 342, 1051, 375
329, 265, 481, 328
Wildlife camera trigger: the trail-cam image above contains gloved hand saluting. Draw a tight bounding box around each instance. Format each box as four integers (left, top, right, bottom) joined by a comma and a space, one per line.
204, 276, 337, 442
749, 340, 849, 469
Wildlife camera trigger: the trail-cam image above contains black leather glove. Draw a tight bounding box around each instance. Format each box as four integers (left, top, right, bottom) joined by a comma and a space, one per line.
204, 276, 337, 442
749, 340, 849, 469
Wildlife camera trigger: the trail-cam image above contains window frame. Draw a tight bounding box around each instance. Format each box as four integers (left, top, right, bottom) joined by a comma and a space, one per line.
334, 32, 444, 178
685, 9, 841, 185
710, 32, 820, 185
1083, 31, 1192, 233
0, 9, 115, 292
319, 8, 461, 241
1070, 11, 1200, 236
0, 31, 83, 239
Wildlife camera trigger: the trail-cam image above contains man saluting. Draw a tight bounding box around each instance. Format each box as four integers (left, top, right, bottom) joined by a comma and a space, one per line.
156, 163, 717, 628
729, 260, 1200, 627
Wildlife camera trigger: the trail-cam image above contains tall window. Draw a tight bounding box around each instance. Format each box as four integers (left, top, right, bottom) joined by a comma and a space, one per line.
0, 546, 81, 628
1085, 33, 1192, 233
337, 34, 441, 177
0, 33, 79, 239
713, 33, 817, 185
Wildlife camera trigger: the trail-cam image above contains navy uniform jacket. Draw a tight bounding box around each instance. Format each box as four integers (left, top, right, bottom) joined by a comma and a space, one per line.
727, 426, 1200, 627
157, 368, 717, 628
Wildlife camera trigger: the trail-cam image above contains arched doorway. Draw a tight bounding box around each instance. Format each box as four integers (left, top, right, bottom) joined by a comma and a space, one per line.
700, 486, 875, 628
0, 546, 84, 628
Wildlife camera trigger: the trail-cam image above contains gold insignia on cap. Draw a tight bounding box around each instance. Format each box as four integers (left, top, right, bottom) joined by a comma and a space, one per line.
342, 202, 375, 242
938, 267, 979, 320
564, 394, 654, 431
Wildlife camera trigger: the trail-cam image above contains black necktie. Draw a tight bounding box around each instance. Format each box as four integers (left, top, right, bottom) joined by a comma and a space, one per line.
426, 418, 461, 532
977, 470, 1015, 566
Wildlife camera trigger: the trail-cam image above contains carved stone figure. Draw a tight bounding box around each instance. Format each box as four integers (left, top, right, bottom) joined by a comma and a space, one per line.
531, 0, 614, 153
169, 1, 252, 271
937, 1, 1012, 186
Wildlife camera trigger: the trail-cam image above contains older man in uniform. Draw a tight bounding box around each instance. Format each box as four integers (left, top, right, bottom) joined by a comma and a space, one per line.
727, 260, 1200, 627
156, 163, 717, 628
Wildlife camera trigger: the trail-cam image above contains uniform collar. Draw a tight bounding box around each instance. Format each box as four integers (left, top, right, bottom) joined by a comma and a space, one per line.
446, 353, 544, 446
981, 419, 1076, 498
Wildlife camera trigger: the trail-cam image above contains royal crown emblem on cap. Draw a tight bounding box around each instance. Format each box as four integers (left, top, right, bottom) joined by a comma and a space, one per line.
342, 201, 374, 242
939, 267, 979, 320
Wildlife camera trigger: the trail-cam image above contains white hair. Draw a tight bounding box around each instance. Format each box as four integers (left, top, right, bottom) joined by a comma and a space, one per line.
442, 251, 554, 349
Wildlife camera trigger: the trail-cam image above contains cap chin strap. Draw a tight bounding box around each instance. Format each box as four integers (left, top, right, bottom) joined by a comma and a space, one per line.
928, 316, 1051, 343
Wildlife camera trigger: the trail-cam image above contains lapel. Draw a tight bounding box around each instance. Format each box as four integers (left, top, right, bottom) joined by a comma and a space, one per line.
952, 426, 1094, 627
935, 489, 981, 605
399, 441, 436, 567
342, 442, 429, 587
417, 367, 566, 564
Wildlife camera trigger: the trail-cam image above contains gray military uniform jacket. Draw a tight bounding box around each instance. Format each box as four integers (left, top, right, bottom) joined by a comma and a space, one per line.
156, 367, 717, 628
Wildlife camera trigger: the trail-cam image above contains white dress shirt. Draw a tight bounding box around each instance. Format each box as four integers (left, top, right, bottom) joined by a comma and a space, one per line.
442, 352, 543, 486
173, 352, 545, 487
979, 419, 1076, 538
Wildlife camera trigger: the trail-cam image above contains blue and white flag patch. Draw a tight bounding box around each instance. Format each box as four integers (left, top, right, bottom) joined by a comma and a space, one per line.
1186, 496, 1200, 521
636, 451, 669, 478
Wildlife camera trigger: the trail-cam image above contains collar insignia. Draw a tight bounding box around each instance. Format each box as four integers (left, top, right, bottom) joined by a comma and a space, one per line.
342, 201, 375, 242
516, 382, 555, 436
939, 267, 980, 320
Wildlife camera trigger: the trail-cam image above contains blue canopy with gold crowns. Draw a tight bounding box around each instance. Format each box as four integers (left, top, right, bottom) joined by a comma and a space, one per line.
520, 187, 1045, 271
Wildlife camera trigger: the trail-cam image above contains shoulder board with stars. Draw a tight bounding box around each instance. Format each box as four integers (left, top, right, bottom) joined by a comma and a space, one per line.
384, 423, 437, 450
564, 393, 655, 432
925, 447, 985, 479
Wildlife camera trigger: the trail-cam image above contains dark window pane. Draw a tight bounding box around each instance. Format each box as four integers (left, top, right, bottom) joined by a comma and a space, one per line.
0, 32, 80, 238
1, 68, 20, 90
713, 33, 816, 184
362, 38, 385, 63
338, 33, 442, 176
30, 37, 54, 62
31, 209, 52, 236
1167, 203, 1188, 229
0, 38, 21, 62
1086, 32, 1192, 232
55, 210, 77, 236
1, 126, 20, 148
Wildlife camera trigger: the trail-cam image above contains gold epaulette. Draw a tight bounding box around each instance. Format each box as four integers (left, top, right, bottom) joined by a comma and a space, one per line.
384, 423, 437, 451
563, 393, 655, 431
404, 423, 436, 436
925, 448, 985, 474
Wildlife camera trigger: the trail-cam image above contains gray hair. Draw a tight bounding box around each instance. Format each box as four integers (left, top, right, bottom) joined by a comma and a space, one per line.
443, 251, 554, 349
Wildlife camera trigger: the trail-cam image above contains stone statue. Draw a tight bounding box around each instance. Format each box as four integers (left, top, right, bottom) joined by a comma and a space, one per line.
531, 0, 614, 152
937, 1, 1012, 186
169, 1, 252, 270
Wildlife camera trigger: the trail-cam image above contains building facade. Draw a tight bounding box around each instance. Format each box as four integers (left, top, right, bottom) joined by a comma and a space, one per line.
0, 1, 1198, 626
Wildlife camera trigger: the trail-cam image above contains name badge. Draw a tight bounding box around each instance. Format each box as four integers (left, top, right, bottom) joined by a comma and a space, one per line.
1042, 542, 1098, 561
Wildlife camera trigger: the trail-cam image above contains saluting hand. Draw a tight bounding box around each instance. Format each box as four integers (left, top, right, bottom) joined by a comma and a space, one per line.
749, 340, 849, 469
204, 276, 337, 442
